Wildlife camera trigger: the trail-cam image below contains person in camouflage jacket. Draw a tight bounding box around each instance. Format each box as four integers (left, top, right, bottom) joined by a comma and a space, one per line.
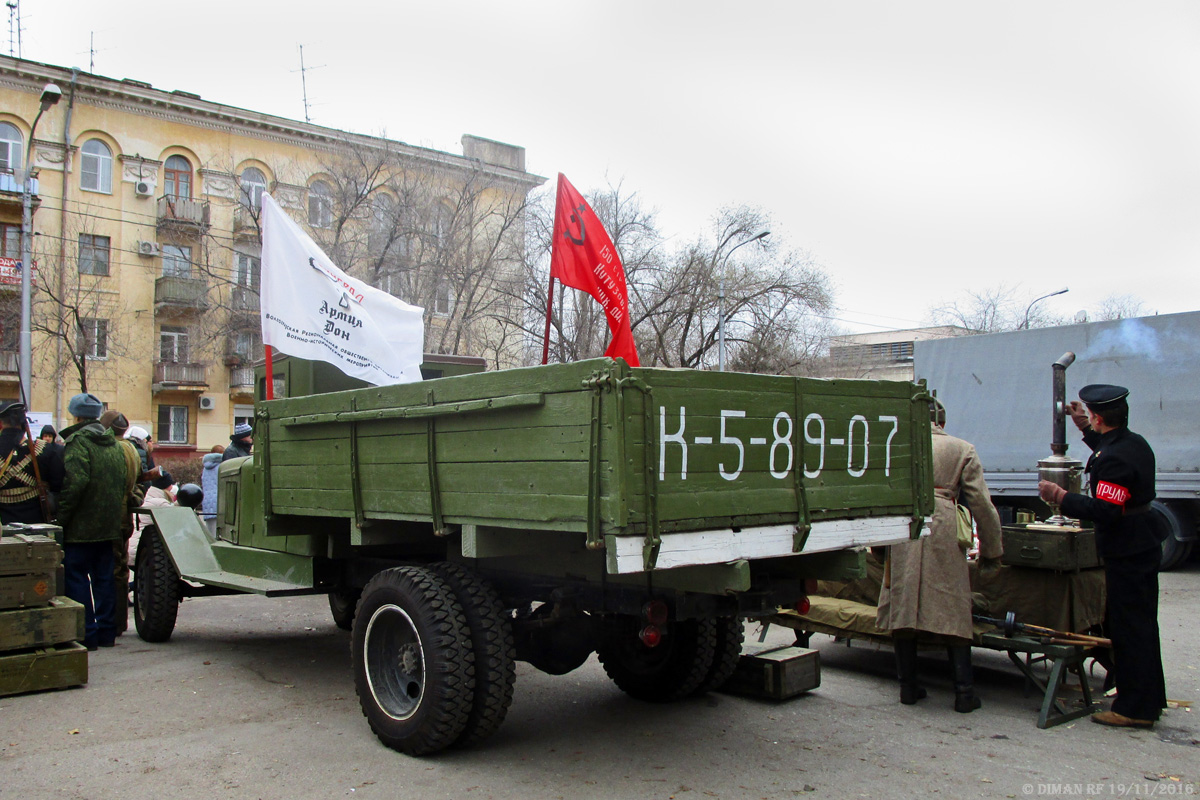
58, 393, 130, 650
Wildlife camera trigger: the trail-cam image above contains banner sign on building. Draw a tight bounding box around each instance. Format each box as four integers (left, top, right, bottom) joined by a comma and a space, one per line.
260, 193, 425, 386
0, 257, 36, 286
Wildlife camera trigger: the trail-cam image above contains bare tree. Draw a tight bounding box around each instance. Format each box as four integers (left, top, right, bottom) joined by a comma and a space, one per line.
927, 284, 1068, 332
1092, 294, 1148, 321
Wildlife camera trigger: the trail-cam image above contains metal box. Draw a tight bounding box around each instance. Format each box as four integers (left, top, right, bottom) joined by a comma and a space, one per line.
721, 642, 821, 700
1001, 523, 1101, 571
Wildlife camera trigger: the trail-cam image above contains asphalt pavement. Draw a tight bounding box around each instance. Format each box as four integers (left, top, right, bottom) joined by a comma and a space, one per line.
2, 562, 1197, 800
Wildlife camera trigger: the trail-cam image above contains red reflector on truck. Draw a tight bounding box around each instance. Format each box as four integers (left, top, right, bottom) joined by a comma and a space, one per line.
796, 597, 811, 615
639, 625, 662, 647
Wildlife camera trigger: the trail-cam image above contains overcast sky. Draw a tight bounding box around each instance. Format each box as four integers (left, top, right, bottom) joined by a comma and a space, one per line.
15, 1, 1200, 332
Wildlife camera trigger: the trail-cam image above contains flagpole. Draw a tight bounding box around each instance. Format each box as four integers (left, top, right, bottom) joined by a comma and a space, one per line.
263, 344, 275, 400
541, 276, 555, 365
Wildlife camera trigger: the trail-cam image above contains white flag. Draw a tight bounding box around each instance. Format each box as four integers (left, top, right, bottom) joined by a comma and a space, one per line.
260, 193, 424, 386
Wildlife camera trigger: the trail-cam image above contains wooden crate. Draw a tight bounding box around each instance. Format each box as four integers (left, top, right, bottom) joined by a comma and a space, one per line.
0, 533, 62, 610
0, 597, 84, 651
0, 642, 88, 697
1001, 524, 1101, 571
720, 643, 821, 700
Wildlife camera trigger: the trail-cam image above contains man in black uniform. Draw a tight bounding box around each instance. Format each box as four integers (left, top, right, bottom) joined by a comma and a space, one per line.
1039, 384, 1167, 729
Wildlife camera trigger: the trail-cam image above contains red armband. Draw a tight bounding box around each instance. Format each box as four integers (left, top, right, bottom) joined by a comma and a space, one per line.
1095, 481, 1130, 507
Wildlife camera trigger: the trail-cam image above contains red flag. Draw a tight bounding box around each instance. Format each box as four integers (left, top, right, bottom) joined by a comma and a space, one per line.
550, 174, 640, 366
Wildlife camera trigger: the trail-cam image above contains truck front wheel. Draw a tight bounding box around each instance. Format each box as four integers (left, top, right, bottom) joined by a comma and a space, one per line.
328, 589, 361, 631
133, 527, 181, 643
597, 615, 717, 702
352, 566, 475, 755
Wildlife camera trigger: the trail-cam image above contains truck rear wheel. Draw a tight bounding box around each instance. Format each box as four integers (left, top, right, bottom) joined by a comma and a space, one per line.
329, 589, 361, 631
133, 527, 181, 643
597, 615, 717, 702
352, 566, 475, 755
693, 616, 744, 695
432, 563, 516, 747
1154, 501, 1195, 571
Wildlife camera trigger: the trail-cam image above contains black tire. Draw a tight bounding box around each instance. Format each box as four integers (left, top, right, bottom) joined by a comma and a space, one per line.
431, 563, 516, 747
693, 616, 744, 695
351, 566, 475, 755
596, 615, 717, 702
1153, 501, 1193, 571
133, 526, 181, 643
329, 589, 361, 631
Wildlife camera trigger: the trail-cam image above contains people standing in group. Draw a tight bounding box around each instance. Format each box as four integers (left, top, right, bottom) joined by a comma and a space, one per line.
130, 471, 175, 566
0, 401, 63, 524
877, 398, 1004, 713
1040, 384, 1167, 729
99, 410, 146, 637
222, 423, 253, 462
57, 393, 130, 651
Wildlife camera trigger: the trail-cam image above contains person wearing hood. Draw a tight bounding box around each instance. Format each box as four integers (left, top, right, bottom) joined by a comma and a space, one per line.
222, 423, 253, 462
201, 446, 223, 521
58, 393, 131, 651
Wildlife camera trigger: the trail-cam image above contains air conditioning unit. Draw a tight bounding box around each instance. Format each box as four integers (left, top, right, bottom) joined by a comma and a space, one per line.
134, 180, 153, 197
137, 241, 159, 257
198, 396, 216, 411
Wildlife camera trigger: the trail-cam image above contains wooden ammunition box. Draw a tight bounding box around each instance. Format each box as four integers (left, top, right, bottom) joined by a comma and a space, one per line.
0, 533, 62, 610
720, 643, 820, 700
1001, 524, 1101, 572
0, 597, 84, 651
0, 641, 88, 696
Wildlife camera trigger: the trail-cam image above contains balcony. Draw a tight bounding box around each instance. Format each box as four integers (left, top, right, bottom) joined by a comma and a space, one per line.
0, 169, 37, 210
153, 361, 208, 393
156, 195, 210, 235
232, 286, 260, 313
154, 275, 209, 313
233, 206, 261, 240
229, 366, 255, 397
0, 348, 17, 380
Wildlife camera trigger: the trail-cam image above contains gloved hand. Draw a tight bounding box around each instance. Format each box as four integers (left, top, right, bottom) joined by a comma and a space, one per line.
1039, 479, 1067, 505
978, 556, 1002, 578
1066, 400, 1090, 432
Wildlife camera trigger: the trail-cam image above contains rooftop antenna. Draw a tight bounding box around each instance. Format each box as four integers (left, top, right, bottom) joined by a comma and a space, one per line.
89, 31, 95, 72
5, 0, 19, 58
291, 44, 325, 124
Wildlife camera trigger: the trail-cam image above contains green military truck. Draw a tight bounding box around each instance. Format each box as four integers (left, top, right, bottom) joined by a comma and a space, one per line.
133, 356, 934, 755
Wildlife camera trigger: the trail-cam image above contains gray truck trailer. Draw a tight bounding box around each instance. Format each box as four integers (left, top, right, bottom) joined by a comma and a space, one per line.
914, 310, 1199, 569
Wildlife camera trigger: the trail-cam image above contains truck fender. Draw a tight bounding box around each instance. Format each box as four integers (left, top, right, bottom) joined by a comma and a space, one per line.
141, 505, 219, 581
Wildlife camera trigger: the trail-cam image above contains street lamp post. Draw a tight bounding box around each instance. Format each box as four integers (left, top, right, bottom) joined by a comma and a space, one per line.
19, 82, 62, 406
1020, 287, 1069, 330
717, 230, 770, 371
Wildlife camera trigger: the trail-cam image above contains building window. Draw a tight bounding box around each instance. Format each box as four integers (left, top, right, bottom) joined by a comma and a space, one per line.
80, 139, 113, 193
233, 403, 254, 432
78, 318, 108, 359
162, 244, 192, 278
430, 203, 452, 249
308, 180, 333, 228
0, 122, 22, 172
235, 252, 260, 289
164, 155, 192, 200
0, 223, 19, 258
157, 404, 189, 444
78, 234, 111, 276
159, 325, 189, 363
232, 329, 261, 361
433, 280, 451, 315
240, 167, 267, 211
369, 193, 394, 253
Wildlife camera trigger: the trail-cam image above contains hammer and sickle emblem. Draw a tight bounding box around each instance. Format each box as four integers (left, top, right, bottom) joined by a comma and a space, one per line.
564, 204, 587, 246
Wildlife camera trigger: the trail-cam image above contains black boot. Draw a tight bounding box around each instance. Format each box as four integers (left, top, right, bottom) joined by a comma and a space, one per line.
948, 645, 982, 713
894, 637, 926, 705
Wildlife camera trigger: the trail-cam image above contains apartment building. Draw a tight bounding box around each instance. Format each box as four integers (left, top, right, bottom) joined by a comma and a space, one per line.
0, 56, 542, 456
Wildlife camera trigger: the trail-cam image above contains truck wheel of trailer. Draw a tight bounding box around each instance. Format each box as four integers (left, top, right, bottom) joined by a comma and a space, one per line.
1154, 501, 1195, 571
596, 615, 718, 702
351, 566, 476, 755
431, 563, 516, 747
133, 527, 182, 643
328, 589, 362, 631
692, 616, 745, 695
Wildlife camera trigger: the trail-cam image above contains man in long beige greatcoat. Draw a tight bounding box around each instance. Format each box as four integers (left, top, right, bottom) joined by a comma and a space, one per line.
877, 399, 1003, 712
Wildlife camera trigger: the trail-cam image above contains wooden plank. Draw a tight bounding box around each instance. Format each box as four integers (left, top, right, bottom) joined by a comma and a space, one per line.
0, 597, 84, 650
0, 642, 88, 697
0, 571, 56, 610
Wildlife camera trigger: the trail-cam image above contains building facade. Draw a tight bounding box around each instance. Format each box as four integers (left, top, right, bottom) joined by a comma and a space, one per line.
0, 56, 542, 456
826, 325, 974, 380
